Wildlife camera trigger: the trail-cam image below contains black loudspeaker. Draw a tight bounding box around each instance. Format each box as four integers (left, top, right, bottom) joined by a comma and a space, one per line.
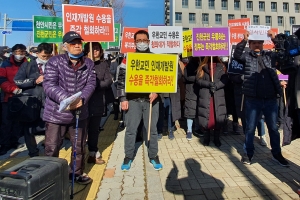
0, 157, 70, 200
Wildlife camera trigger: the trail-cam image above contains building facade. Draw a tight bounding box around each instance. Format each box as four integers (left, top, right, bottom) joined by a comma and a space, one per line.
165, 0, 300, 35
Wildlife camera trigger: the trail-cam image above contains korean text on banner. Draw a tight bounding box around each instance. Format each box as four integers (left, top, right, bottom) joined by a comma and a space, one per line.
247, 25, 270, 41
182, 30, 192, 58
33, 16, 63, 43
148, 26, 183, 54
228, 18, 251, 27
125, 53, 178, 93
62, 4, 114, 42
121, 27, 148, 53
109, 23, 121, 47
263, 28, 278, 50
230, 27, 246, 46
192, 27, 230, 57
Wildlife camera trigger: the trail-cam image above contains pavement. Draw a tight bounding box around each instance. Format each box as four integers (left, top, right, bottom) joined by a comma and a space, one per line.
96, 119, 300, 200
1, 116, 300, 200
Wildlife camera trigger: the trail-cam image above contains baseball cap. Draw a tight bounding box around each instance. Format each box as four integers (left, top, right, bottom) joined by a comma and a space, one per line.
63, 31, 83, 43
29, 47, 38, 53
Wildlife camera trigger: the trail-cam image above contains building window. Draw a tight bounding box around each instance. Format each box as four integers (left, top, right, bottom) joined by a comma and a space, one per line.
253, 15, 259, 25
202, 13, 209, 24
209, 0, 215, 9
247, 1, 253, 11
234, 0, 240, 10
189, 13, 196, 23
215, 14, 222, 24
284, 31, 290, 36
182, 0, 188, 8
295, 3, 300, 13
265, 16, 271, 26
283, 3, 289, 12
241, 15, 247, 18
290, 17, 295, 25
259, 1, 265, 11
175, 12, 182, 23
271, 2, 277, 12
278, 16, 283, 26
183, 28, 189, 31
228, 14, 235, 19
195, 0, 202, 8
222, 0, 227, 10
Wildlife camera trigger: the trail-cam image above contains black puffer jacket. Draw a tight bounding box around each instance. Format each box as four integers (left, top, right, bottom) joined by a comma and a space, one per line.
196, 64, 228, 130
233, 39, 282, 98
88, 60, 112, 117
183, 60, 199, 119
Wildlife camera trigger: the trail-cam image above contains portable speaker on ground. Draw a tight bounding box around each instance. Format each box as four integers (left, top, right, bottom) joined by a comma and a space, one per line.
0, 156, 70, 200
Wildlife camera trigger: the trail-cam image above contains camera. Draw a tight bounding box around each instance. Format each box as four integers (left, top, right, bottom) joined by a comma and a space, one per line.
273, 33, 300, 74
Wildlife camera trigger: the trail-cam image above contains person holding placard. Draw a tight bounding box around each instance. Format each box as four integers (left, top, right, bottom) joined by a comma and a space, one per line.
117, 30, 162, 171
233, 30, 289, 166
196, 56, 228, 147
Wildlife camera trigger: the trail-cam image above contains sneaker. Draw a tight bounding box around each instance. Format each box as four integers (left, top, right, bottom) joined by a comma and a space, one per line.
260, 136, 268, 146
121, 157, 133, 171
168, 130, 175, 140
273, 153, 289, 167
186, 132, 192, 141
158, 133, 163, 141
10, 142, 25, 149
241, 153, 253, 165
75, 173, 92, 185
150, 156, 163, 170
232, 122, 241, 135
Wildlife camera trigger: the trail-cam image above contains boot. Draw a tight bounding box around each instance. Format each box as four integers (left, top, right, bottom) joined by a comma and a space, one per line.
213, 130, 222, 147
113, 100, 119, 120
232, 122, 241, 135
203, 130, 210, 146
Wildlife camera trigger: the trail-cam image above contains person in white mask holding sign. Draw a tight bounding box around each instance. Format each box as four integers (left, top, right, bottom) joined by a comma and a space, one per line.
0, 44, 28, 155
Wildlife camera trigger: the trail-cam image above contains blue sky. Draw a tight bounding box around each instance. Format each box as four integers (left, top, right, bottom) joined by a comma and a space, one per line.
0, 0, 164, 47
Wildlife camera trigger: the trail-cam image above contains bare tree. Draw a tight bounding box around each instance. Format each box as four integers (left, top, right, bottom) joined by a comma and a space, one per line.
36, 0, 124, 25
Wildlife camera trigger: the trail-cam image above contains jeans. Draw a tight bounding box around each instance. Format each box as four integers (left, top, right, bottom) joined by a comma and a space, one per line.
157, 97, 174, 133
241, 114, 265, 136
125, 99, 159, 159
243, 97, 281, 156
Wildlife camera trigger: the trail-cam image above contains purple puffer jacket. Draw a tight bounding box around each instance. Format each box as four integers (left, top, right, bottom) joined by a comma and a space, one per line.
43, 53, 96, 124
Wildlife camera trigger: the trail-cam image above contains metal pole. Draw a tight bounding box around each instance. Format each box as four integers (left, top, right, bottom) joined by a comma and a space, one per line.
3, 13, 7, 46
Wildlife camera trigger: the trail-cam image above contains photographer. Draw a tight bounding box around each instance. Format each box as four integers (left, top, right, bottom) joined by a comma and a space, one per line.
234, 30, 288, 167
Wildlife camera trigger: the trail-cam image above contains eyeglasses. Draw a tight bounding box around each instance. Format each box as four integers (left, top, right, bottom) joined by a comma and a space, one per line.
135, 39, 150, 43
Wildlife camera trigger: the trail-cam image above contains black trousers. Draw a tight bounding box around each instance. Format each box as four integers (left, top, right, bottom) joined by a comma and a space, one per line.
0, 103, 23, 147
87, 116, 102, 153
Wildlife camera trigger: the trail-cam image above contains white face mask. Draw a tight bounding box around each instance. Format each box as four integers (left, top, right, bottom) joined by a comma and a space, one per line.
32, 53, 37, 57
37, 57, 48, 65
136, 42, 149, 52
14, 54, 25, 61
4, 53, 10, 58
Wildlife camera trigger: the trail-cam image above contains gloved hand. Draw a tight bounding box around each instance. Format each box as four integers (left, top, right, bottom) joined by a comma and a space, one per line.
209, 82, 216, 94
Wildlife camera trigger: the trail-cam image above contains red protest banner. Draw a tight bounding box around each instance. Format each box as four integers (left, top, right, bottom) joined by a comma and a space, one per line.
228, 18, 251, 27
120, 27, 148, 53
230, 27, 246, 46
263, 28, 278, 50
62, 4, 114, 42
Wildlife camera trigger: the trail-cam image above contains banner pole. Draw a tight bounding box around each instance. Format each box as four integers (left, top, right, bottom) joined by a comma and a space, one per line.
52, 43, 55, 55
89, 42, 93, 61
210, 56, 214, 82
240, 94, 244, 111
147, 93, 153, 147
283, 88, 287, 106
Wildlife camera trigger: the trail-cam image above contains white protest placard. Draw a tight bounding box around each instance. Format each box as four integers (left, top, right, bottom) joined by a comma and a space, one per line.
148, 26, 183, 54
246, 25, 270, 40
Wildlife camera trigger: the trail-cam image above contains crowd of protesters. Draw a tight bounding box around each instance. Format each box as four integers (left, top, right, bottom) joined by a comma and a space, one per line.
0, 28, 299, 185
